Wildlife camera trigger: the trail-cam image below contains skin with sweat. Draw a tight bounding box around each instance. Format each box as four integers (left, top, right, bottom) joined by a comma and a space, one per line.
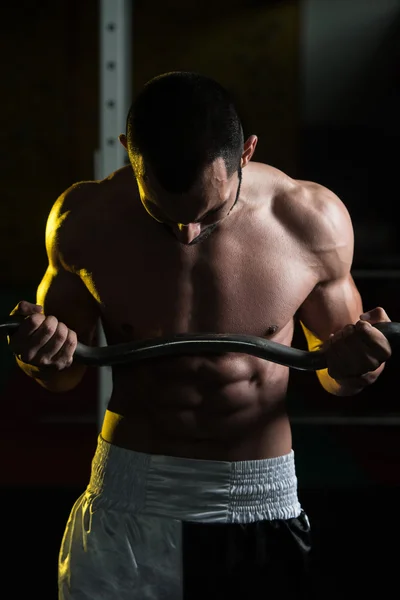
10, 135, 391, 461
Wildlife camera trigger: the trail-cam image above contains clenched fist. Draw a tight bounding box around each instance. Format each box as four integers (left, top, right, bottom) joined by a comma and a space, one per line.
8, 301, 78, 371
325, 307, 392, 381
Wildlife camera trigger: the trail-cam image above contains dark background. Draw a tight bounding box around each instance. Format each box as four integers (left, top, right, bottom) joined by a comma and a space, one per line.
1, 0, 400, 597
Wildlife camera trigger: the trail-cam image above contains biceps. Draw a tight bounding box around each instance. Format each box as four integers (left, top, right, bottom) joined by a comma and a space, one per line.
297, 274, 363, 345
36, 266, 100, 345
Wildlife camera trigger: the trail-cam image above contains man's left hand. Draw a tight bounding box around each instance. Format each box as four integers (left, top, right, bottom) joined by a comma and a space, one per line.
325, 307, 392, 381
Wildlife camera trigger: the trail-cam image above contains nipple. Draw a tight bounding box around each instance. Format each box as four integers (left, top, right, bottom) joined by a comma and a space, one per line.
266, 325, 278, 336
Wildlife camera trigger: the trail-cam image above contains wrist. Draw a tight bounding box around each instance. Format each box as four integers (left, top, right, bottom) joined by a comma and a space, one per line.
334, 369, 381, 392
15, 356, 86, 392
317, 368, 381, 397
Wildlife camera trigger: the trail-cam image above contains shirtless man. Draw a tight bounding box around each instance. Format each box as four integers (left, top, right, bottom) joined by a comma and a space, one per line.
9, 72, 392, 600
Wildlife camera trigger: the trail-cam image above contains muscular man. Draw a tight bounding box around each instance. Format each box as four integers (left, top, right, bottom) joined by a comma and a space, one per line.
9, 72, 391, 599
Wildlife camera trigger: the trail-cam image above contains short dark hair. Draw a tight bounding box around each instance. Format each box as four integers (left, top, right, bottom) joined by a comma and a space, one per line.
126, 71, 244, 193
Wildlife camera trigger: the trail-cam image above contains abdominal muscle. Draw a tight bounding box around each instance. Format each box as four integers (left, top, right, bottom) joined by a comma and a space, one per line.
101, 353, 293, 461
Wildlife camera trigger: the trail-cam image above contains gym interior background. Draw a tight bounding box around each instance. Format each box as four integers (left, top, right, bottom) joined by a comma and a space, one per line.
1, 0, 399, 597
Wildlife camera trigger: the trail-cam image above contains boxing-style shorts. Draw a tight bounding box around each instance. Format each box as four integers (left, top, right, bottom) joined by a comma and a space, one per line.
59, 436, 313, 599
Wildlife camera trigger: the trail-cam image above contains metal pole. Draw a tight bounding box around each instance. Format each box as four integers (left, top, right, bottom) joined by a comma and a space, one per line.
95, 0, 132, 431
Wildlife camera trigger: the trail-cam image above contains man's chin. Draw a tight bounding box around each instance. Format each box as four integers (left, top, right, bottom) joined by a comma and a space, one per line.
163, 222, 218, 245
188, 224, 218, 245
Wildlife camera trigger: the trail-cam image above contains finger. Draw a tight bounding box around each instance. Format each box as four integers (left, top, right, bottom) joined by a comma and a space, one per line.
340, 325, 390, 369
330, 341, 385, 379
328, 345, 380, 379
328, 324, 355, 343
50, 329, 78, 369
326, 326, 357, 378
327, 325, 384, 379
360, 307, 391, 325
10, 301, 43, 316
15, 316, 59, 363
354, 320, 392, 361
8, 312, 47, 348
34, 322, 71, 366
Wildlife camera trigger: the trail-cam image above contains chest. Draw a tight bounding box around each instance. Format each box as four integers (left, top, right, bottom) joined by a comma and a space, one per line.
78, 221, 315, 341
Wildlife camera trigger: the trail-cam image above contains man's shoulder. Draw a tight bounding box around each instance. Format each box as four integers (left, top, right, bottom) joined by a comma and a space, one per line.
43, 182, 93, 264
53, 176, 103, 212
51, 166, 137, 224
251, 167, 354, 267
251, 162, 342, 206
44, 181, 98, 248
250, 163, 355, 278
274, 175, 351, 243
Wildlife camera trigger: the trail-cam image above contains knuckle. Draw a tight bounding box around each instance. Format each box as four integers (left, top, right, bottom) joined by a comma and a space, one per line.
30, 313, 45, 328
357, 321, 371, 336
12, 300, 40, 316
56, 356, 72, 370
375, 306, 389, 321
16, 300, 30, 313
65, 330, 77, 348
344, 324, 356, 335
54, 322, 68, 342
63, 358, 74, 369
38, 356, 52, 367
41, 316, 58, 335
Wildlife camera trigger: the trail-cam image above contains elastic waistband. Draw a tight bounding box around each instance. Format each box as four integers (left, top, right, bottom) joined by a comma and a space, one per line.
87, 436, 302, 523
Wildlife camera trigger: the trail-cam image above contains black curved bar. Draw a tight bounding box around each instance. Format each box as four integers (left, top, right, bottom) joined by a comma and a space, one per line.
1, 316, 399, 371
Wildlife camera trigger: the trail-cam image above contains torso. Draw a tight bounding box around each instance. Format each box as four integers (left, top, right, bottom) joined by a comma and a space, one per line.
65, 163, 320, 460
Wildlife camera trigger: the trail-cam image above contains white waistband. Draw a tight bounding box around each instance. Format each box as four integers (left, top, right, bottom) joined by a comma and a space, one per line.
87, 436, 302, 523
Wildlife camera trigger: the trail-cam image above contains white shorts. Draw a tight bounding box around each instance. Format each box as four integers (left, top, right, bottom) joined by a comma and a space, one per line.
58, 436, 310, 599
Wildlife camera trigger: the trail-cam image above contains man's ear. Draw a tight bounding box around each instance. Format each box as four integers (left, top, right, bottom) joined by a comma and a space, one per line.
241, 135, 258, 167
119, 134, 128, 150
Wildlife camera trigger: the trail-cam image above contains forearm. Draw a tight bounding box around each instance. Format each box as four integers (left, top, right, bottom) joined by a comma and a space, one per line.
316, 363, 385, 397
15, 356, 88, 393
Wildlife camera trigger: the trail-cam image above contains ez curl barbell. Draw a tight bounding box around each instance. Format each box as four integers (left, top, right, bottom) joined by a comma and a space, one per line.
1, 316, 400, 371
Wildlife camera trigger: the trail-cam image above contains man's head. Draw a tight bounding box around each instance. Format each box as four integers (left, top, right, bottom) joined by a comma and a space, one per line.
120, 71, 257, 244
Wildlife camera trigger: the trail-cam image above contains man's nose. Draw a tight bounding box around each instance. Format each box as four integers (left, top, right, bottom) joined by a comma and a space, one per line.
173, 223, 201, 244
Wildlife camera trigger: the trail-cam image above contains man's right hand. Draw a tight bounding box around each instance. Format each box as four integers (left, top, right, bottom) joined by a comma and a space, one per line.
8, 301, 78, 371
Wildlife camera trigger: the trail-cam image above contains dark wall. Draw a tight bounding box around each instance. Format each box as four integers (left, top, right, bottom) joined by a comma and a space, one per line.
0, 0, 99, 286
298, 7, 400, 268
